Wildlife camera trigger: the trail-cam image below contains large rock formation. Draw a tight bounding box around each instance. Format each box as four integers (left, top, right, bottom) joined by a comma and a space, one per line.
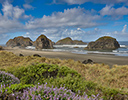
85, 36, 120, 50
55, 37, 87, 45
35, 34, 53, 50
6, 36, 33, 47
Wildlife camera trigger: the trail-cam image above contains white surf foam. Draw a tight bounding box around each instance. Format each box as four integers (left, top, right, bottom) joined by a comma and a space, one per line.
25, 46, 35, 50
53, 45, 87, 48
120, 45, 126, 48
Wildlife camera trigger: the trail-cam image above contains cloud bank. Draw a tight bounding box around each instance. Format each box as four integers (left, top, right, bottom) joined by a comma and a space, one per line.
26, 7, 101, 29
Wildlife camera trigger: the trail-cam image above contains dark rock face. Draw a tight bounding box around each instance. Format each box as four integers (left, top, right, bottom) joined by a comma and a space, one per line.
35, 34, 53, 50
55, 37, 87, 45
33, 54, 41, 57
85, 36, 120, 50
19, 54, 24, 57
0, 46, 3, 50
6, 36, 33, 47
52, 42, 55, 45
82, 59, 93, 64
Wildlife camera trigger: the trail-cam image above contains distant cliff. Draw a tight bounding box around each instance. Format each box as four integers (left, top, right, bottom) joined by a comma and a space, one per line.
55, 37, 87, 45
85, 36, 120, 50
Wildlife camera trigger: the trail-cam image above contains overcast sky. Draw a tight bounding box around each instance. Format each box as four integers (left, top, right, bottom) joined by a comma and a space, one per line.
0, 0, 128, 44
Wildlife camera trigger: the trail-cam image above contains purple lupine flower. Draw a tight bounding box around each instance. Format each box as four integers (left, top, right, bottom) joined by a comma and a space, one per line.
0, 71, 20, 84
0, 82, 103, 100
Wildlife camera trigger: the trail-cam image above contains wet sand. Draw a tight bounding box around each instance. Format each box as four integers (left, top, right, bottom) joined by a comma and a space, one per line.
3, 47, 128, 67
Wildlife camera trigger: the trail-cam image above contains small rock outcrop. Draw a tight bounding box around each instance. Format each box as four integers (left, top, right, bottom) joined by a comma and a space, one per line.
19, 54, 24, 57
82, 59, 93, 64
55, 37, 87, 45
33, 54, 41, 57
85, 36, 120, 50
6, 36, 33, 47
35, 34, 53, 50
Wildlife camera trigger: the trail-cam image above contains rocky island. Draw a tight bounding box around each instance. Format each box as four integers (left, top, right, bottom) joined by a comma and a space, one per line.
85, 36, 120, 50
55, 37, 87, 45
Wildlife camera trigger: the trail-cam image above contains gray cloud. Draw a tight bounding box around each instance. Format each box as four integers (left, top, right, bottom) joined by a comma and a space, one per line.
23, 4, 35, 10
0, 1, 32, 36
122, 24, 127, 33
99, 5, 128, 16
2, 1, 31, 19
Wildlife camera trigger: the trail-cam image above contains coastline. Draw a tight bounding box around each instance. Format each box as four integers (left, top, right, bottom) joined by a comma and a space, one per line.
3, 47, 128, 67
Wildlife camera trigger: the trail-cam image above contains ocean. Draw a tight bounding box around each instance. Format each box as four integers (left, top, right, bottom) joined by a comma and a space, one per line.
1, 41, 128, 57
25, 41, 128, 57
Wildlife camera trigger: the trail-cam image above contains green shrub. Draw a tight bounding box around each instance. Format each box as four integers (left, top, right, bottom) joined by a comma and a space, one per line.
44, 74, 97, 96
13, 63, 81, 84
99, 87, 128, 100
2, 83, 34, 94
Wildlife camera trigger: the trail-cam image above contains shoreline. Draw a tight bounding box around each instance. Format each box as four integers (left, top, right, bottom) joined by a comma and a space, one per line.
3, 47, 128, 67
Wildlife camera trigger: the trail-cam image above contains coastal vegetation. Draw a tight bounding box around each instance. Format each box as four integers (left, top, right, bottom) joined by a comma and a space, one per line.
0, 51, 128, 99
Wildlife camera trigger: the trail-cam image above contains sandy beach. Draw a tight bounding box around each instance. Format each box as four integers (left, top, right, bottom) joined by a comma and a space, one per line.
3, 47, 128, 67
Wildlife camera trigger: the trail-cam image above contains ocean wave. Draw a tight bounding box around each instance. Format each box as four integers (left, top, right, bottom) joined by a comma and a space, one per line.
25, 45, 128, 57
113, 50, 128, 53
53, 45, 87, 48
25, 46, 35, 50
120, 45, 127, 48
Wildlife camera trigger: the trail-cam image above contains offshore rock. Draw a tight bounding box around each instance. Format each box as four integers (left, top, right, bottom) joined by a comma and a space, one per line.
55, 37, 87, 45
6, 36, 33, 47
35, 34, 53, 50
85, 36, 120, 50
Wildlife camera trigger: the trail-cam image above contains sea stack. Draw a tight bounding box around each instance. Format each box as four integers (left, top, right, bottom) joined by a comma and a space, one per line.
35, 34, 53, 50
6, 36, 33, 47
85, 36, 120, 50
55, 37, 87, 45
